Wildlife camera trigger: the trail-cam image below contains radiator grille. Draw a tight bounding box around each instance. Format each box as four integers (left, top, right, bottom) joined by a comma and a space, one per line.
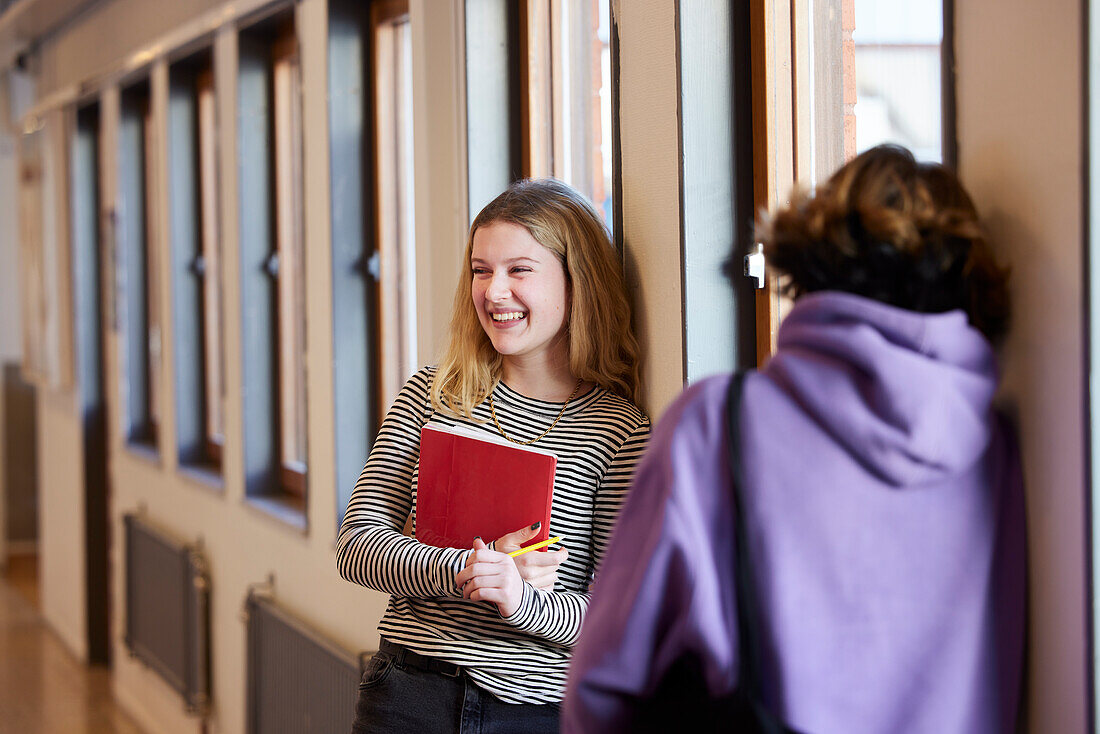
123, 513, 211, 714
245, 592, 363, 734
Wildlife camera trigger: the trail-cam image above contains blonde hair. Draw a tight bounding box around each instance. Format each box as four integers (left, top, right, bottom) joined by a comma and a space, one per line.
430, 179, 641, 418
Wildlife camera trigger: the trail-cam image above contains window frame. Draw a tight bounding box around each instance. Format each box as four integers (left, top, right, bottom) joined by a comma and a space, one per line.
168, 49, 225, 477
516, 0, 616, 226
677, 0, 758, 380
370, 0, 417, 415
237, 9, 308, 518
118, 78, 162, 451
749, 0, 957, 364
271, 17, 309, 499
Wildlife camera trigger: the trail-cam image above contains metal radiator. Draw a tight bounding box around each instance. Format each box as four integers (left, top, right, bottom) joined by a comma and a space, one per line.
123, 513, 211, 715
245, 590, 364, 734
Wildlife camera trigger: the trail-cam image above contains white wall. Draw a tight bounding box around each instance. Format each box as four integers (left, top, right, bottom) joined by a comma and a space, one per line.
957, 0, 1088, 730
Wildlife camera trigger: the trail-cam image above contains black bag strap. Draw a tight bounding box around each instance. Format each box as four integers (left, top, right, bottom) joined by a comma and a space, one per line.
725, 371, 798, 734
726, 371, 764, 692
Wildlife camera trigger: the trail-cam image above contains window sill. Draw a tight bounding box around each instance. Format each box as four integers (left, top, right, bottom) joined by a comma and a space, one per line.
123, 441, 161, 467
244, 494, 307, 535
177, 463, 225, 493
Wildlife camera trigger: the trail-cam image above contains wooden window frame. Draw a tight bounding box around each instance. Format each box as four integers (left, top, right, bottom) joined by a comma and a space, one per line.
196, 63, 226, 470
751, 0, 954, 365
169, 51, 224, 474
119, 81, 161, 448
517, 0, 612, 221
370, 0, 416, 415
238, 10, 307, 513
272, 17, 308, 499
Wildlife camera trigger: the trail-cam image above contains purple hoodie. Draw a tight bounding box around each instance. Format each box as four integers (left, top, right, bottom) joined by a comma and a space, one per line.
564, 291, 1025, 734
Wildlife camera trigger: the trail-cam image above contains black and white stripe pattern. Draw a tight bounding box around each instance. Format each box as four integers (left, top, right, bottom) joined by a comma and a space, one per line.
336, 367, 649, 704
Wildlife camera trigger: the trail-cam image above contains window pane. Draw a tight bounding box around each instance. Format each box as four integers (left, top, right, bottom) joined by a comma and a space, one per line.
374, 14, 417, 412
523, 0, 614, 223
239, 13, 306, 514
272, 20, 309, 493
273, 30, 307, 468
169, 52, 224, 472
805, 0, 944, 185
196, 67, 226, 458
328, 0, 375, 527
852, 1, 943, 161
119, 82, 159, 447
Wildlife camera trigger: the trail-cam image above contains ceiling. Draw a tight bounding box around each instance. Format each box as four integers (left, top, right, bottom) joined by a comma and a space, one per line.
0, 0, 101, 72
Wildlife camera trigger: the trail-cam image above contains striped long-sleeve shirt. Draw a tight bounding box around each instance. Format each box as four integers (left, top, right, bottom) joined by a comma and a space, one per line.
336, 366, 650, 704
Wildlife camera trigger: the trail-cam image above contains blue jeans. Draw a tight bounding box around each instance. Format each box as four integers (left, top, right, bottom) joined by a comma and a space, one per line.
351, 643, 560, 734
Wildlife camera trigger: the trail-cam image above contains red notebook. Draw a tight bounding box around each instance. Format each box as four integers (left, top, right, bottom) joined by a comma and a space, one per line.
415, 424, 557, 550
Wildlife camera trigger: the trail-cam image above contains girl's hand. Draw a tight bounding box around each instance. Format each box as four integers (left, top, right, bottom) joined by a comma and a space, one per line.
493, 523, 568, 591
455, 538, 525, 618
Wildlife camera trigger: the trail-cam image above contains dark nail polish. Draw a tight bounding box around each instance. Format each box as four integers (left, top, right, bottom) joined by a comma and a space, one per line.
530, 522, 541, 530
474, 536, 481, 541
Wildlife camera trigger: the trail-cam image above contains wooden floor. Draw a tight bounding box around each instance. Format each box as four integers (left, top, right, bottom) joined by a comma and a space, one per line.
0, 554, 146, 734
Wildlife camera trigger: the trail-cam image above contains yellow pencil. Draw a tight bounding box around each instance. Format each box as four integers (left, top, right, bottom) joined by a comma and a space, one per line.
508, 536, 564, 557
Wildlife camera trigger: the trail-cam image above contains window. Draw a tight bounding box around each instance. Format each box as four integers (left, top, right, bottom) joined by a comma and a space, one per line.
329, 0, 417, 526
239, 12, 308, 515
679, 0, 757, 380
119, 80, 161, 449
798, 0, 948, 185
751, 0, 952, 359
72, 103, 104, 417
18, 126, 48, 382
465, 0, 521, 218
520, 0, 614, 223
19, 110, 77, 392
272, 21, 308, 498
168, 50, 225, 475
371, 0, 417, 413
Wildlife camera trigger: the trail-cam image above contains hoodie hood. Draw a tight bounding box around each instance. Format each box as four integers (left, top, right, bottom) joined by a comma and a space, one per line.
764, 291, 999, 486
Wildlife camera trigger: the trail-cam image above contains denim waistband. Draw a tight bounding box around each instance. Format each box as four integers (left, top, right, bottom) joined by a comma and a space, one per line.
378, 639, 462, 678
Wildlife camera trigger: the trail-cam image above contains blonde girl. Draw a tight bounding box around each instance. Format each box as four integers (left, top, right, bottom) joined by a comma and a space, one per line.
338, 178, 650, 734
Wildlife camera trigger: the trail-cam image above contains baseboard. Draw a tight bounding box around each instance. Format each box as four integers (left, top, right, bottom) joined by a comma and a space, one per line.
42, 611, 89, 665
112, 667, 205, 734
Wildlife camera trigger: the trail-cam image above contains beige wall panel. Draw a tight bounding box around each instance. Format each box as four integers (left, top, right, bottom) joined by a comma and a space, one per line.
108, 457, 205, 734
617, 0, 684, 418
956, 0, 1087, 730
37, 392, 86, 661
411, 0, 468, 365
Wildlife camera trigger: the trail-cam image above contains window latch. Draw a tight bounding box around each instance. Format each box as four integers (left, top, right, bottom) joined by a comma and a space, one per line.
264, 252, 280, 277
744, 243, 766, 289
367, 251, 381, 282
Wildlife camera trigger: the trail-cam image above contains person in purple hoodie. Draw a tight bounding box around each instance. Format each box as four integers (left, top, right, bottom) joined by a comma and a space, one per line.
563, 144, 1025, 734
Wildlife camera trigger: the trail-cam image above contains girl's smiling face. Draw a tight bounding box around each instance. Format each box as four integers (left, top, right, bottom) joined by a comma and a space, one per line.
470, 221, 571, 367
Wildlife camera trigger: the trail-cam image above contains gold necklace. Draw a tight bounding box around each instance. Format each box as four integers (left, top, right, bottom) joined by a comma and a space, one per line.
489, 378, 584, 445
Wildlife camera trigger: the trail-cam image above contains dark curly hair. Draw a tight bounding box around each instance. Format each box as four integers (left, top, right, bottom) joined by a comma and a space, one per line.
757, 144, 1010, 342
